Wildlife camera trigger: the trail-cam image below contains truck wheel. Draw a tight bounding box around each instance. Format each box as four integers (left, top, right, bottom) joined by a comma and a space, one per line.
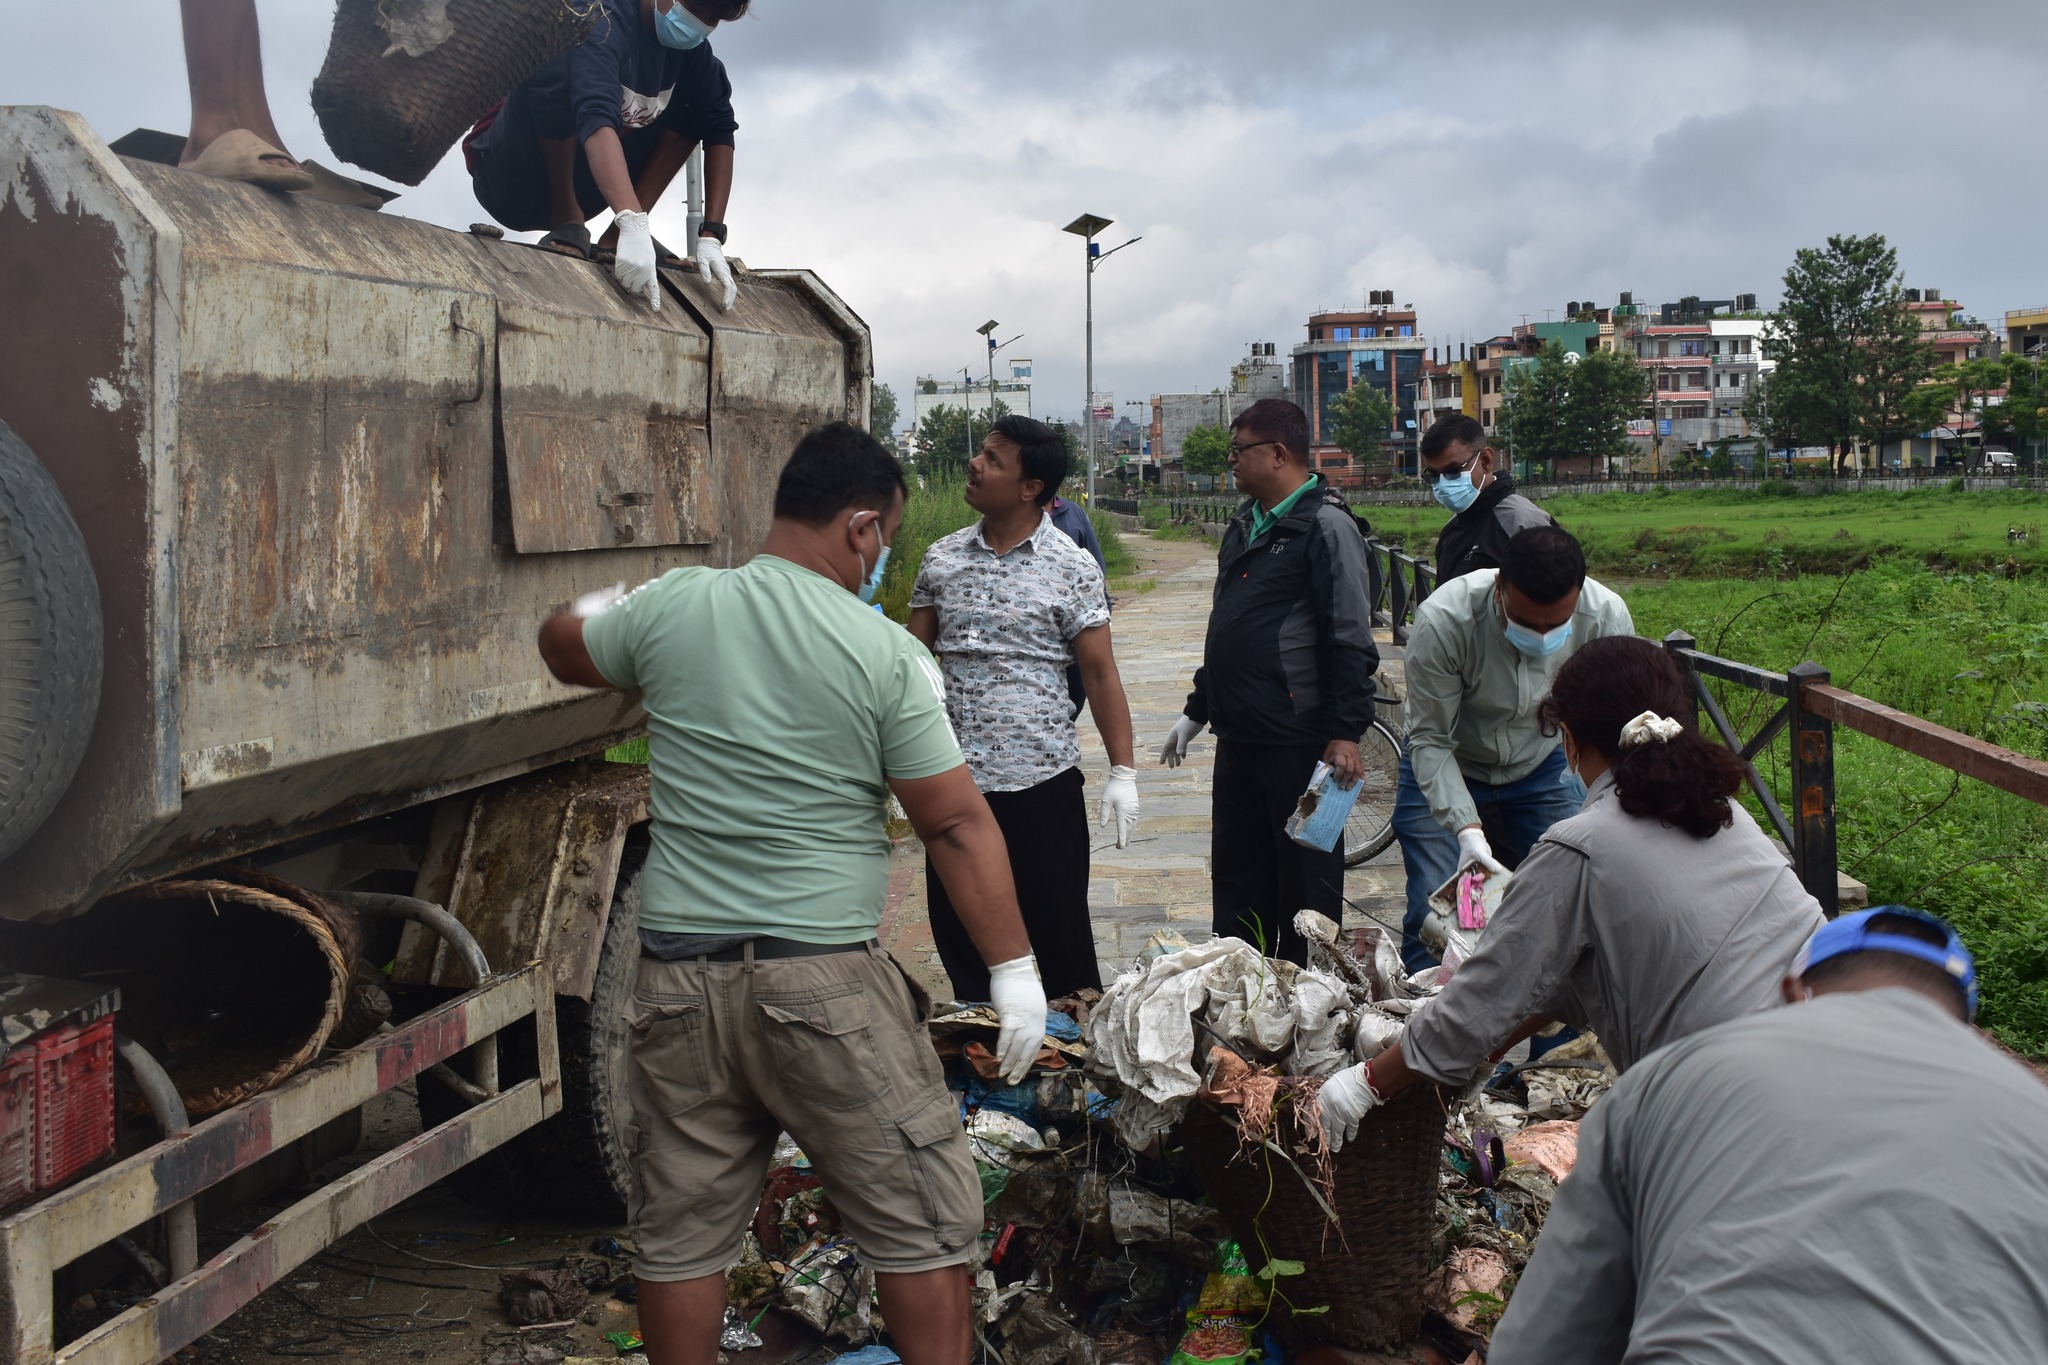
0, 420, 103, 863
418, 829, 644, 1217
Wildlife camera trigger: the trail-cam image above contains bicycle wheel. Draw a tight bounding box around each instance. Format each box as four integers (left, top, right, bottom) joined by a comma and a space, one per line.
1343, 720, 1401, 867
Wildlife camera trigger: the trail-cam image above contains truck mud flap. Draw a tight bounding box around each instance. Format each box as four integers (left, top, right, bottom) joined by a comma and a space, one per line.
0, 964, 559, 1365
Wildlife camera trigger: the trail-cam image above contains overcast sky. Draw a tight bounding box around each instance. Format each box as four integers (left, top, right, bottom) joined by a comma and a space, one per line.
7, 1, 2045, 428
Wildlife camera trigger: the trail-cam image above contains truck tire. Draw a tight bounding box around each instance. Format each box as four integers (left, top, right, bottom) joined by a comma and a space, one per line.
0, 420, 103, 863
418, 829, 644, 1217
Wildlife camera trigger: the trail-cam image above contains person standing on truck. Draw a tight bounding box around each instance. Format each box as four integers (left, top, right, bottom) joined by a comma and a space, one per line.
536, 421, 1044, 1365
1486, 908, 2048, 1365
1156, 398, 1379, 966
1419, 414, 1556, 581
468, 0, 747, 312
907, 415, 1140, 1002
1390, 525, 1632, 972
1316, 636, 1823, 1151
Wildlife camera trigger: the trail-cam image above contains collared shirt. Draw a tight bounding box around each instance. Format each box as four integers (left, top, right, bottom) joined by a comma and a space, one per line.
1402, 568, 1634, 833
1401, 772, 1824, 1084
912, 512, 1111, 792
1249, 476, 1317, 544
1489, 988, 2048, 1365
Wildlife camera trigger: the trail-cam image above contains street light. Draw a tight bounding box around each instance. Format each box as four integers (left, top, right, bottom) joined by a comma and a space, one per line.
977, 319, 1025, 433
1063, 213, 1141, 506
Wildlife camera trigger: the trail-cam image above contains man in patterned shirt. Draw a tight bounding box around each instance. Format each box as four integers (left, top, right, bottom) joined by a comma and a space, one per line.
909, 416, 1141, 1000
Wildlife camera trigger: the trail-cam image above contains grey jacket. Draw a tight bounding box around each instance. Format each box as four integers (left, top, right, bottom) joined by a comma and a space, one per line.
1491, 988, 2048, 1365
1403, 568, 1633, 833
1401, 771, 1825, 1083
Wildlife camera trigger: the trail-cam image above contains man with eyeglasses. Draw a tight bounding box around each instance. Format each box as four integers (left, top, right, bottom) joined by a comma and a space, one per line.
1419, 414, 1555, 581
1157, 398, 1378, 965
1393, 525, 1632, 971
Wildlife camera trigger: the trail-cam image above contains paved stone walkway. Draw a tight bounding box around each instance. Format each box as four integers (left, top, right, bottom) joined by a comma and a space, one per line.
883, 530, 1412, 997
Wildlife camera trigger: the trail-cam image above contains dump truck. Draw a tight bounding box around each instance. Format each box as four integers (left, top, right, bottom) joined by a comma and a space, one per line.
0, 106, 873, 1365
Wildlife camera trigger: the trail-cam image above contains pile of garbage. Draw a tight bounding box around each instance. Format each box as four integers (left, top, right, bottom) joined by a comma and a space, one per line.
715, 914, 1614, 1363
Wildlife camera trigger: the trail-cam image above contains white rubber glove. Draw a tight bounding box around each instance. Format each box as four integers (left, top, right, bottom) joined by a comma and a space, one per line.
987, 955, 1048, 1085
1100, 765, 1139, 848
573, 582, 626, 619
1159, 715, 1203, 768
1457, 825, 1508, 877
611, 210, 661, 310
1317, 1062, 1384, 1155
695, 234, 737, 312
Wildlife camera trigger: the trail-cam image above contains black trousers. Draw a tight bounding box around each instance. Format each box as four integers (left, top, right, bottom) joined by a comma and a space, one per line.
926, 766, 1102, 1001
1210, 738, 1346, 966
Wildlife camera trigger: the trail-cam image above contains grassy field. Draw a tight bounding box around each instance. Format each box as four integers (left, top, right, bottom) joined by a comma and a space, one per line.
1367, 487, 2048, 578
1624, 561, 2048, 1057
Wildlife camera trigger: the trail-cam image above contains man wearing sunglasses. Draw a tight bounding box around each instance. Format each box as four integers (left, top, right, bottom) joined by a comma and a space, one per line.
1419, 414, 1556, 581
1158, 398, 1378, 965
1393, 525, 1632, 971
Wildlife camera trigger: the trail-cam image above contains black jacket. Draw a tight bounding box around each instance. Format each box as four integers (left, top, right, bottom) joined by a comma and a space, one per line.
1433, 474, 1555, 581
1184, 475, 1379, 747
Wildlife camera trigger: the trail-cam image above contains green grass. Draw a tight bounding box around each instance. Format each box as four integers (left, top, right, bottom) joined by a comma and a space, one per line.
1367, 487, 2048, 578
1622, 560, 2048, 1058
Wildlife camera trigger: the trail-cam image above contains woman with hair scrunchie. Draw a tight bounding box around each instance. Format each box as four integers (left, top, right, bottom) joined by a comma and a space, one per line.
1319, 635, 1829, 1151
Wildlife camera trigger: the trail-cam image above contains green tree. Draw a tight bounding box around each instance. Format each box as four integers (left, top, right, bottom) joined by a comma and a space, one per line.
1743, 371, 1801, 469
1497, 343, 1575, 476
1563, 345, 1653, 472
913, 398, 1009, 472
1764, 233, 1931, 471
1981, 355, 2048, 466
1327, 381, 1393, 463
1180, 423, 1231, 479
869, 381, 899, 438
1501, 341, 1652, 477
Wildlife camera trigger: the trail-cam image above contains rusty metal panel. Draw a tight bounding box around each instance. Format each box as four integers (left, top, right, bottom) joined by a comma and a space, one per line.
668, 268, 851, 550
0, 107, 184, 920
0, 109, 868, 921
391, 761, 649, 998
498, 301, 714, 553
0, 966, 554, 1365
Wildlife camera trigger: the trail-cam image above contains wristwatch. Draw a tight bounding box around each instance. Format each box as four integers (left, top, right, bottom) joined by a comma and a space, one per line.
697, 220, 728, 245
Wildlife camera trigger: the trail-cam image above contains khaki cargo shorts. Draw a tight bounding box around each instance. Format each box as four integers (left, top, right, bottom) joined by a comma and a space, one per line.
626, 942, 983, 1282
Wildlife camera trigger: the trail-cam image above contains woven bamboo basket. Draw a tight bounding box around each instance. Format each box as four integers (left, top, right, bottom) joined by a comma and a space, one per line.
311, 0, 596, 186
1180, 1084, 1444, 1350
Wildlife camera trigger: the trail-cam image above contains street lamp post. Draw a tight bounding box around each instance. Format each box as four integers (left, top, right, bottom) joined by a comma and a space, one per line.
978, 319, 1025, 434
960, 367, 976, 467
1063, 213, 1140, 506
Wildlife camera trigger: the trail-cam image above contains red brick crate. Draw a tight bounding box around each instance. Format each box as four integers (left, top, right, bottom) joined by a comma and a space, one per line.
33, 1016, 116, 1191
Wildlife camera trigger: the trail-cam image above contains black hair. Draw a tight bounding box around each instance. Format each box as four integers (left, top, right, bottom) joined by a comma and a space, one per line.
1799, 912, 1969, 1017
1420, 414, 1486, 461
1232, 398, 1311, 463
689, 0, 752, 19
991, 414, 1069, 507
772, 421, 905, 527
1499, 525, 1586, 604
1540, 635, 1748, 840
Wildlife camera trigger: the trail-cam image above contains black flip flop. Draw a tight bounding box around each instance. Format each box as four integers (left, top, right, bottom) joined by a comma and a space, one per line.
537, 222, 594, 260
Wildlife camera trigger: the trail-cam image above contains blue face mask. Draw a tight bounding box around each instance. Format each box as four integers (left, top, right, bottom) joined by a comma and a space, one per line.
1431, 470, 1479, 513
852, 513, 890, 603
1503, 613, 1574, 659
653, 1, 713, 50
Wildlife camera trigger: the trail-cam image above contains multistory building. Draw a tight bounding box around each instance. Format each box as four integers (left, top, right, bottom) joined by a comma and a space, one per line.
1290, 291, 1427, 478
1147, 342, 1284, 462
911, 355, 1034, 432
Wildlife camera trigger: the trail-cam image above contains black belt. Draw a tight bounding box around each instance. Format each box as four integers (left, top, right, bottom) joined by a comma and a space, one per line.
643, 936, 879, 963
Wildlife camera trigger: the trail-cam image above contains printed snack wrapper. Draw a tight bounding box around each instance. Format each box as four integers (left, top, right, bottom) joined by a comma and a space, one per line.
1422, 862, 1514, 971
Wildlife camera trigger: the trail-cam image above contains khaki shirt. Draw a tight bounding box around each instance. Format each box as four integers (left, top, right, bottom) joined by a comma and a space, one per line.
1403, 568, 1634, 833
1401, 772, 1825, 1083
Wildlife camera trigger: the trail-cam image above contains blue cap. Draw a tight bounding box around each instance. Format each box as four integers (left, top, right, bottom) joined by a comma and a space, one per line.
1792, 906, 1977, 1019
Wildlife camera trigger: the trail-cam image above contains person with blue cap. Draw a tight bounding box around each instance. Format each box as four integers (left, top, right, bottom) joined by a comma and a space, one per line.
1488, 905, 2048, 1365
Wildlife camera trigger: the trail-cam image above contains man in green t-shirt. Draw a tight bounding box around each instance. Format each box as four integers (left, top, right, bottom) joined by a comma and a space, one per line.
537, 422, 1042, 1365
